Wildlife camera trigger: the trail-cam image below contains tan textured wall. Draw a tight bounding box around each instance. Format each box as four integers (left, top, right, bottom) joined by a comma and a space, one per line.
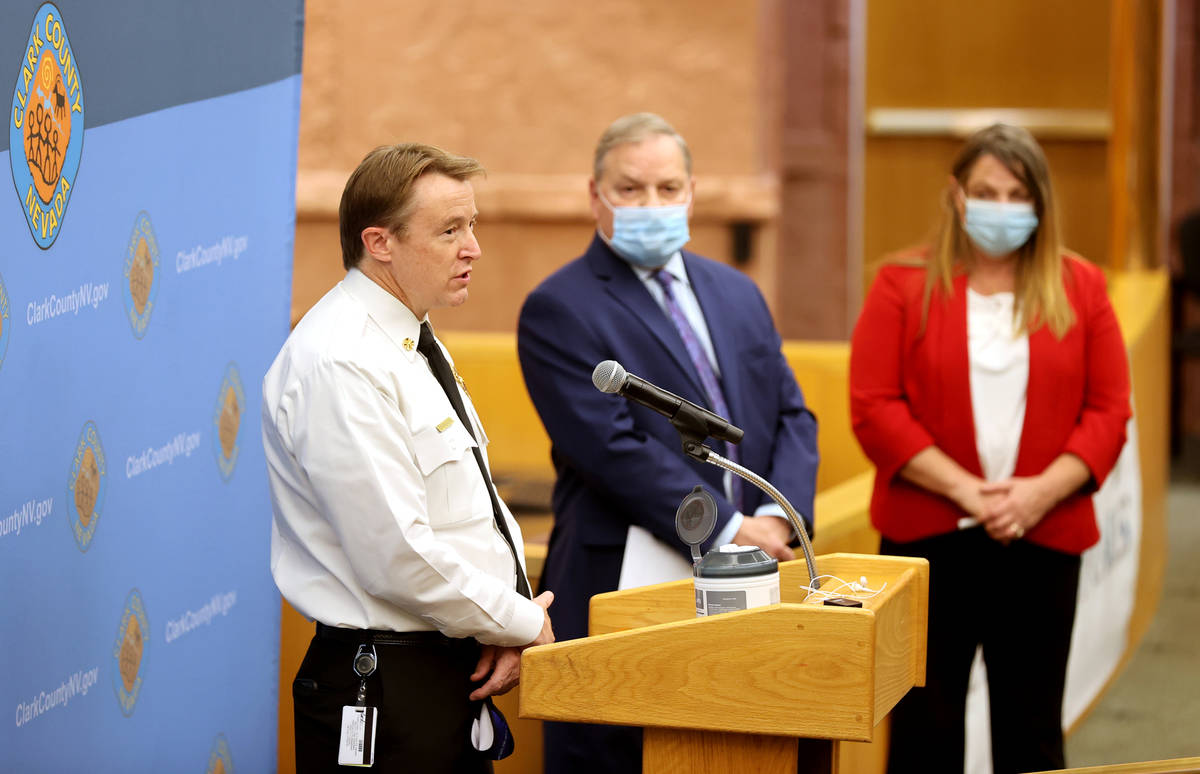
301, 2, 762, 176
294, 0, 780, 332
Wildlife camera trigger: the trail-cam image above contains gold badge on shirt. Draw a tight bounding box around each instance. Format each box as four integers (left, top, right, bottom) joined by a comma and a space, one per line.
436, 417, 455, 433
402, 337, 415, 352
453, 369, 471, 399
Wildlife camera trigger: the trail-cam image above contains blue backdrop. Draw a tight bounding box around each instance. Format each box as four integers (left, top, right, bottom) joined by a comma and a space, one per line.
1, 2, 303, 771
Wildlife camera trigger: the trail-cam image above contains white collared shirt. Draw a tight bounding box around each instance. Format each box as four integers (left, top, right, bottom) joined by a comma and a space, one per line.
261, 268, 543, 646
967, 288, 1029, 481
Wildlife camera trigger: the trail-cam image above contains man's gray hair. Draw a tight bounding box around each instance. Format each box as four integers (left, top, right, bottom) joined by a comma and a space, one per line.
592, 112, 692, 181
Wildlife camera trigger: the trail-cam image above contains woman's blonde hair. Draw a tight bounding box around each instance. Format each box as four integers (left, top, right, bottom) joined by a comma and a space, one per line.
924, 123, 1073, 338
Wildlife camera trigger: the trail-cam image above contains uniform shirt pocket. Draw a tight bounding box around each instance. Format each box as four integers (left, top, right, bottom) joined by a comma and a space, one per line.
410, 419, 488, 527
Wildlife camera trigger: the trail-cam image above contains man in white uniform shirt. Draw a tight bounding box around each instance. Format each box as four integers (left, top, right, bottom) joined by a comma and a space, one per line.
263, 143, 554, 773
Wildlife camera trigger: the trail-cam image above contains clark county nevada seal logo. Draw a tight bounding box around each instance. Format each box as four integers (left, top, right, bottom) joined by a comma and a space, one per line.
213, 362, 245, 481
0, 270, 10, 372
122, 211, 160, 338
112, 588, 149, 716
67, 420, 106, 551
10, 3, 84, 249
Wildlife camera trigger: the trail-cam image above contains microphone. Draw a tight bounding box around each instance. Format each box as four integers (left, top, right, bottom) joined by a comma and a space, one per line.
591, 360, 743, 444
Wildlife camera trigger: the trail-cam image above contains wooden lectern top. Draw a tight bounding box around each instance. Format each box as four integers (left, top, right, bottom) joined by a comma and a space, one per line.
519, 553, 928, 743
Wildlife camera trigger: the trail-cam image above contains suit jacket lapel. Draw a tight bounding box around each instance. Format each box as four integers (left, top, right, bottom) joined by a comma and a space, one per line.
1014, 317, 1049, 474
584, 237, 708, 400
686, 253, 743, 424
946, 273, 982, 476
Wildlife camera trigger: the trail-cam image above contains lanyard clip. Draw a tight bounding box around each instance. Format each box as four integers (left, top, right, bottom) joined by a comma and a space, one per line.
353, 643, 377, 707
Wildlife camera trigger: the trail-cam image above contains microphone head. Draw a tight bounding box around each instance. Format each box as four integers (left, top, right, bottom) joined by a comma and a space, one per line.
592, 360, 627, 394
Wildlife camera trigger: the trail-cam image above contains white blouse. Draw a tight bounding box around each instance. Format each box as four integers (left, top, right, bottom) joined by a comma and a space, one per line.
967, 288, 1029, 482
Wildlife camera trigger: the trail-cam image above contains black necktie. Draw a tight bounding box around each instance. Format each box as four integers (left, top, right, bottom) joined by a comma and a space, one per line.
416, 322, 531, 599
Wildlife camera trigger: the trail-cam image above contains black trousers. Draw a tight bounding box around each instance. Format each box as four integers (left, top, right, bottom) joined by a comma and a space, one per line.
882, 529, 1081, 774
293, 626, 493, 773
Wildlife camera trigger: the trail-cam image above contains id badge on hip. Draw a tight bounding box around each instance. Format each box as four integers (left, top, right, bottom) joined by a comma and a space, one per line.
338, 705, 377, 766
338, 643, 378, 767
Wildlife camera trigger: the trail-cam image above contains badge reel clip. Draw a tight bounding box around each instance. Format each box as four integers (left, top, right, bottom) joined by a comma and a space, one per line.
353, 643, 377, 706
337, 644, 379, 767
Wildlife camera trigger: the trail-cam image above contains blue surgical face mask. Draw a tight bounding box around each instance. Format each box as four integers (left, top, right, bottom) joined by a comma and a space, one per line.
598, 191, 691, 269
962, 197, 1039, 258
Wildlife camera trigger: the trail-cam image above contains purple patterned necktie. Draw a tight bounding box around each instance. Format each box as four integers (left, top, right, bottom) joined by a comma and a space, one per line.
652, 270, 743, 510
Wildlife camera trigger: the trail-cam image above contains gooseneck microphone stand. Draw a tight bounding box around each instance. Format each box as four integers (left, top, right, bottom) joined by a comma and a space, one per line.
590, 359, 820, 589
670, 406, 821, 590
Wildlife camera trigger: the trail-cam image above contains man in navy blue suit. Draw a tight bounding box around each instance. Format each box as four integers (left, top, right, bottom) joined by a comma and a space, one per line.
517, 112, 819, 774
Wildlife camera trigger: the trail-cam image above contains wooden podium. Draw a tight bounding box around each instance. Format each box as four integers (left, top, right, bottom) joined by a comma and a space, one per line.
519, 553, 928, 774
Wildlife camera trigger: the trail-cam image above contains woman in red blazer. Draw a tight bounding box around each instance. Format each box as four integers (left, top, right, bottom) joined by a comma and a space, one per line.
850, 124, 1130, 774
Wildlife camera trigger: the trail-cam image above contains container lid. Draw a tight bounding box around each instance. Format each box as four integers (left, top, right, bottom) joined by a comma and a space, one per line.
695, 544, 778, 577
675, 485, 717, 548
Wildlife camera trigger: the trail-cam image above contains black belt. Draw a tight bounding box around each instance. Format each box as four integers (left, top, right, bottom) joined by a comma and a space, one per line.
315, 622, 453, 646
